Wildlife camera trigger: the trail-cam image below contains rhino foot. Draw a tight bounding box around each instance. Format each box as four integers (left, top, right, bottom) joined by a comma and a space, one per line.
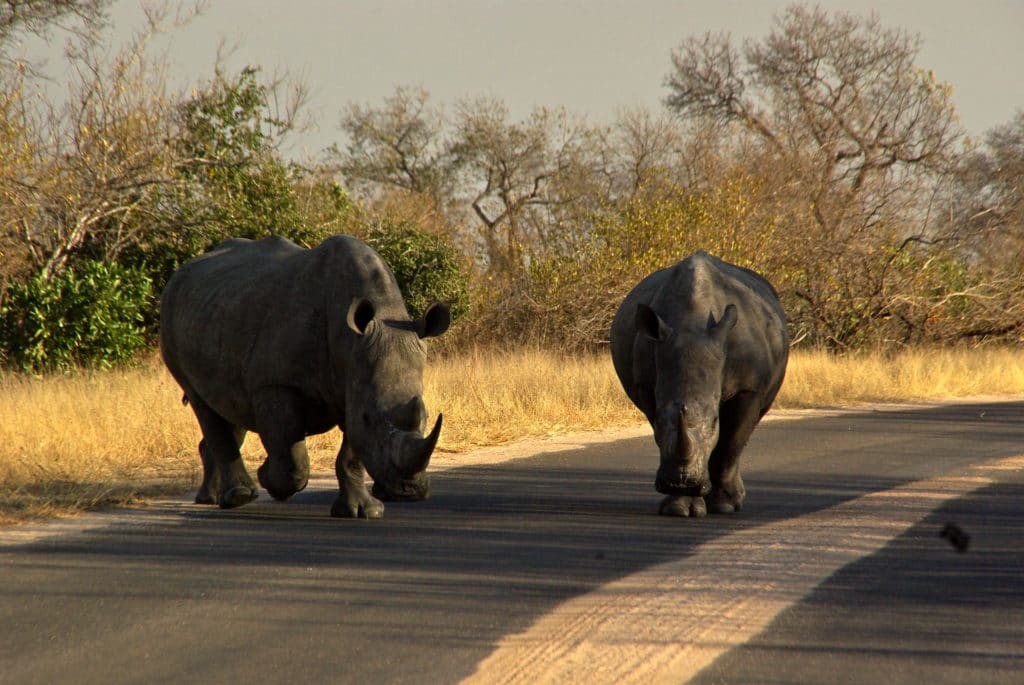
707, 480, 745, 514
218, 485, 259, 509
659, 495, 707, 517
195, 488, 217, 505
257, 461, 308, 502
331, 493, 385, 519
707, 491, 743, 514
194, 471, 221, 505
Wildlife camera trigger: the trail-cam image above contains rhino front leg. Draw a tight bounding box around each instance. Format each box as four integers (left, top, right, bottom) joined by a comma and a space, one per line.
253, 390, 310, 501
257, 439, 310, 502
707, 392, 761, 514
189, 398, 257, 509
331, 437, 384, 519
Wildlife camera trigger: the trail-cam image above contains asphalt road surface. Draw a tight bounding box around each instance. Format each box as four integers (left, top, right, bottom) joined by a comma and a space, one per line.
2, 400, 1022, 684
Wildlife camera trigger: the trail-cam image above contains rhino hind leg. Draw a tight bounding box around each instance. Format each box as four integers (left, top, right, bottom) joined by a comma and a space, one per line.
189, 398, 258, 509
331, 438, 385, 519
707, 392, 761, 514
193, 426, 248, 504
194, 439, 219, 505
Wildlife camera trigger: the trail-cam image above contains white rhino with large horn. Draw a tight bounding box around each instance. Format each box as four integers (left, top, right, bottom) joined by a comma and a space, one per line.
610, 251, 788, 517
160, 234, 450, 518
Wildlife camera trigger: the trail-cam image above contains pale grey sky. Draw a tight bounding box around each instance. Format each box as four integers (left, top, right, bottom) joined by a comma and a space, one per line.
104, 0, 1023, 159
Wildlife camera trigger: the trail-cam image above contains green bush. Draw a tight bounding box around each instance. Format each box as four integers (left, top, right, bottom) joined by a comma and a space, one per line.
0, 262, 152, 372
115, 69, 353, 337
364, 221, 470, 321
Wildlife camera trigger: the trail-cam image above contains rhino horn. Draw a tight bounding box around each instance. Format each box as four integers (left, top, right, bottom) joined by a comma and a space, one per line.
677, 406, 690, 460
391, 413, 443, 475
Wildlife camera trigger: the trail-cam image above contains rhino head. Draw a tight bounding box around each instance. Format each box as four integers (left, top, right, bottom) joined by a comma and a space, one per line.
340, 297, 451, 501
635, 302, 737, 499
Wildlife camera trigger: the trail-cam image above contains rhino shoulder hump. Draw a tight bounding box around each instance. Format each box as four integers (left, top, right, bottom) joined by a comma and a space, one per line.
317, 236, 396, 287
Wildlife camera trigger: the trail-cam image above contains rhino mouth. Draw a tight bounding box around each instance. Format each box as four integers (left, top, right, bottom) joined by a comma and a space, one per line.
655, 472, 711, 497
367, 412, 440, 502
654, 407, 712, 497
371, 475, 430, 502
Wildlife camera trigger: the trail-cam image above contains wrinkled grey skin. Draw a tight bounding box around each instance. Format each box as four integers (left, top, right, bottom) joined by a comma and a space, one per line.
160, 235, 450, 519
610, 251, 788, 517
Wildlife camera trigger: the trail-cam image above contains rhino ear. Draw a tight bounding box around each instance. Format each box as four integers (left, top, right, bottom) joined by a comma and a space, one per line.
636, 303, 672, 341
417, 302, 451, 339
709, 304, 738, 342
347, 298, 376, 335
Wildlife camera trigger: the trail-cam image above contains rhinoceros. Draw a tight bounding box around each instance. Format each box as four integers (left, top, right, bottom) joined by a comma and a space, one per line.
160, 234, 451, 518
610, 251, 788, 517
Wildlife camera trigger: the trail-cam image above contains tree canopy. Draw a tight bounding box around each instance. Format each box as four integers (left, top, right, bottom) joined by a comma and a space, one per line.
2, 2, 1023, 370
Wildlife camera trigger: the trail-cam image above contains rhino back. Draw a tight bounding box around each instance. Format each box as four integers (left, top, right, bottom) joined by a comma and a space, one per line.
682, 253, 787, 400
160, 235, 408, 428
611, 252, 788, 406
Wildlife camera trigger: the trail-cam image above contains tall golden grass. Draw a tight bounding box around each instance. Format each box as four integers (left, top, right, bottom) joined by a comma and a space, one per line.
2, 346, 1022, 522
778, 347, 1024, 406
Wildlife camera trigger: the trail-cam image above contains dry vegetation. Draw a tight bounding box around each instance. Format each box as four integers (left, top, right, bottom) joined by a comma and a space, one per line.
2, 347, 1023, 523
780, 347, 1024, 407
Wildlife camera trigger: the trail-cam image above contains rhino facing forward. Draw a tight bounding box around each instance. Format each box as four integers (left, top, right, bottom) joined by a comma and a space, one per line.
160, 235, 450, 518
611, 251, 788, 517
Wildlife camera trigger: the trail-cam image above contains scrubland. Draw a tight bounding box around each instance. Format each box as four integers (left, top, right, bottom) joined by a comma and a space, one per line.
2, 347, 1023, 523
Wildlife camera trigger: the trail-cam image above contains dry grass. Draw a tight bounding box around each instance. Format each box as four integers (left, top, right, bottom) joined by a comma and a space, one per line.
2, 346, 1023, 523
424, 347, 642, 450
776, 347, 1024, 408
0, 365, 199, 523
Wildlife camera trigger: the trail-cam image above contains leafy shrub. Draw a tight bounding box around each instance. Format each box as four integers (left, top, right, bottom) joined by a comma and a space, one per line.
0, 262, 152, 372
117, 69, 353, 335
512, 174, 787, 350
364, 220, 470, 320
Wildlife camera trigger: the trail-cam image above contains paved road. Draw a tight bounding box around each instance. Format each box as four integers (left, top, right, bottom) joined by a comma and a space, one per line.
2, 401, 1022, 684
